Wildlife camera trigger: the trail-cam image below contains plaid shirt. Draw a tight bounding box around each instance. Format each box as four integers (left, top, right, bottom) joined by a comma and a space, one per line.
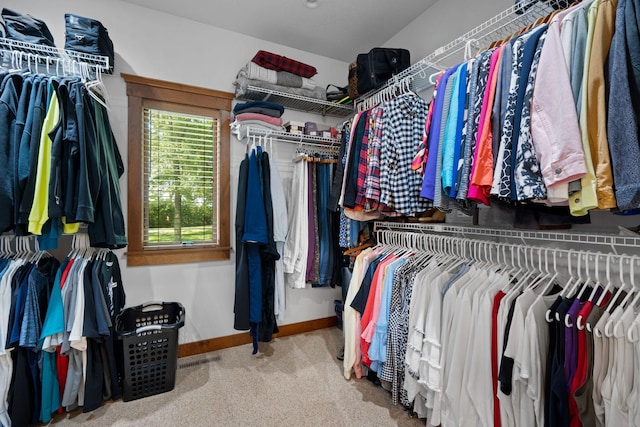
379, 93, 430, 216
354, 111, 371, 207
252, 50, 318, 78
364, 106, 384, 205
412, 73, 443, 175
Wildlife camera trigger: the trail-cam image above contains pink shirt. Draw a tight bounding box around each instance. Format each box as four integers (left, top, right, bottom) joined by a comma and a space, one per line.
531, 4, 587, 190
468, 46, 503, 204
360, 254, 397, 367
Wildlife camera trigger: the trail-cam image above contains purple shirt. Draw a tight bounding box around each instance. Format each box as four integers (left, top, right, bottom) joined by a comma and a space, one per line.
420, 65, 459, 200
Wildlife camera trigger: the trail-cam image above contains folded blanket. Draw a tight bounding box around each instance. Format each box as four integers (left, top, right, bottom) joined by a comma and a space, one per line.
244, 62, 317, 90
234, 112, 283, 127
233, 100, 285, 116
230, 120, 286, 140
252, 50, 317, 78
233, 106, 282, 118
234, 76, 326, 101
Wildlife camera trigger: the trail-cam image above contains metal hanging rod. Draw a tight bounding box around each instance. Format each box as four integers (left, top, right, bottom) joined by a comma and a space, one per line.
373, 221, 640, 253
374, 229, 640, 287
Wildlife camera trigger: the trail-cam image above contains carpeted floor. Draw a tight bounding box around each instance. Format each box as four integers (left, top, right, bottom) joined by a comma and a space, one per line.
47, 327, 424, 426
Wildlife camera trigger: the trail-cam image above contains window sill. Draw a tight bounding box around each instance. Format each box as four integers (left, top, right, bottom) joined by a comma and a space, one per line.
126, 246, 231, 266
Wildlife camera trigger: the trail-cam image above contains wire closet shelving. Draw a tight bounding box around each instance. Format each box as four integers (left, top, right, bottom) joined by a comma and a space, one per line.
355, 0, 555, 111
237, 85, 353, 118
244, 125, 340, 153
0, 37, 111, 76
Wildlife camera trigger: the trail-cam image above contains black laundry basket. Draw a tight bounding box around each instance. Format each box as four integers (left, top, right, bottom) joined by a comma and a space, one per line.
115, 301, 185, 402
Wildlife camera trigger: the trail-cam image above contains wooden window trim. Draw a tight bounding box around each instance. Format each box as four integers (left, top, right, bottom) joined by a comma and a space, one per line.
122, 73, 234, 266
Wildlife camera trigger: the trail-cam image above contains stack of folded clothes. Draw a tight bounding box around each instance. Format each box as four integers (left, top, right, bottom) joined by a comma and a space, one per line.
234, 50, 326, 101
230, 100, 286, 139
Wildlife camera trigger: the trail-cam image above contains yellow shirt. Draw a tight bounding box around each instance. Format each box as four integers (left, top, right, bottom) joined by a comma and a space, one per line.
28, 88, 60, 235
570, 0, 600, 216
586, 0, 618, 209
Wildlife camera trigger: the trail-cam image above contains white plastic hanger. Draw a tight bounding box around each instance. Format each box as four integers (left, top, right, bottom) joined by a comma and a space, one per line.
566, 252, 597, 327
556, 251, 582, 321
538, 248, 559, 294
626, 258, 640, 342
610, 256, 639, 337
85, 63, 111, 111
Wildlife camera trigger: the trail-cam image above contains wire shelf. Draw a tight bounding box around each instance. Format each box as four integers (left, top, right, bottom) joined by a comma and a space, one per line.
373, 222, 640, 251
355, 0, 554, 111
245, 126, 340, 152
238, 86, 353, 118
0, 37, 111, 74
424, 0, 553, 70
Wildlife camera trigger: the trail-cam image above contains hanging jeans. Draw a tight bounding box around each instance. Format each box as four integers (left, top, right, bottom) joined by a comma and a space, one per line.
317, 163, 333, 286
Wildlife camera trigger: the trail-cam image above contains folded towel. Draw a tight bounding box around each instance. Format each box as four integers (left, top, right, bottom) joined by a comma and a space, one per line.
234, 112, 283, 127
242, 62, 317, 90
233, 100, 285, 116
234, 76, 326, 101
252, 50, 317, 78
232, 106, 283, 118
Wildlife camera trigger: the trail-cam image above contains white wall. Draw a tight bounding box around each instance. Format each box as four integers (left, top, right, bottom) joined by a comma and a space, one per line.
3, 0, 345, 345
384, 0, 513, 66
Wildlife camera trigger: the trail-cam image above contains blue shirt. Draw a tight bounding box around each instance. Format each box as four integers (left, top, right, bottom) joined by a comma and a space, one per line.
369, 257, 407, 375
421, 64, 459, 200
242, 147, 268, 244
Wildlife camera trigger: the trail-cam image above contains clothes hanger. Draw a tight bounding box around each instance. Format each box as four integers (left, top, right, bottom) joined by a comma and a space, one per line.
561, 250, 585, 299
626, 258, 640, 342
85, 63, 111, 111
594, 255, 632, 338
550, 250, 579, 321
565, 253, 593, 327
578, 253, 611, 330
575, 252, 596, 300
603, 255, 633, 315
343, 241, 376, 257
589, 252, 612, 305
610, 255, 639, 337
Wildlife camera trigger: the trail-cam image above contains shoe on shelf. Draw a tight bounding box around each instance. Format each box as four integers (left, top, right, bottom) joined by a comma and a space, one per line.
417, 209, 446, 223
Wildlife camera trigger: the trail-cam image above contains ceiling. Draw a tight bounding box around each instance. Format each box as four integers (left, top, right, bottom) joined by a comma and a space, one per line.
119, 0, 438, 63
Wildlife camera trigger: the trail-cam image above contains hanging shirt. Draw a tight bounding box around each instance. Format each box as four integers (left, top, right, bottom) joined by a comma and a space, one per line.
607, 0, 640, 211
514, 29, 549, 202
433, 68, 458, 210
379, 93, 430, 216
571, 0, 601, 216
451, 62, 473, 198
494, 35, 527, 200
530, 4, 587, 207
412, 73, 442, 176
364, 106, 384, 210
421, 65, 458, 201
441, 62, 469, 197
28, 87, 60, 235
458, 51, 491, 201
468, 46, 503, 205
270, 158, 288, 319
585, 0, 618, 210
343, 248, 377, 380
283, 157, 309, 289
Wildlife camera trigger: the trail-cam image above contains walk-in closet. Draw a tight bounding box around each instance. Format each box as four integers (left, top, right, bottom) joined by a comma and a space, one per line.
0, 0, 639, 425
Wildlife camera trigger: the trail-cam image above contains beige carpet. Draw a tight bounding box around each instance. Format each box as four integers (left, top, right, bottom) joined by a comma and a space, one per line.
47, 328, 425, 426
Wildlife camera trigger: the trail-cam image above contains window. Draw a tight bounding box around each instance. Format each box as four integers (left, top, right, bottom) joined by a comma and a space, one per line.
122, 74, 233, 266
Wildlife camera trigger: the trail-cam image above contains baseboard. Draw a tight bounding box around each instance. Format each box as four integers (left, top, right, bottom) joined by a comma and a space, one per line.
177, 316, 338, 358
